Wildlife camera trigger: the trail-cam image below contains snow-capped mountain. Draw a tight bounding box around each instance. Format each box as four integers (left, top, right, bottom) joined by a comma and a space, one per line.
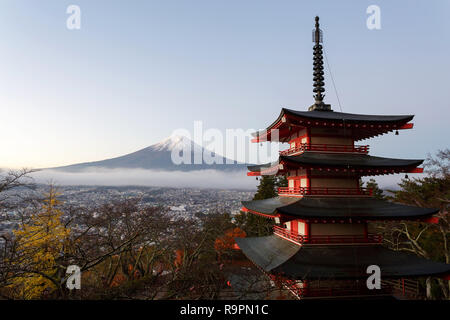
147, 135, 199, 152
50, 135, 248, 172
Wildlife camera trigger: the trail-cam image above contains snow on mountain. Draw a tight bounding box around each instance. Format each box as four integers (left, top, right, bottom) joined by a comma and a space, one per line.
148, 135, 195, 152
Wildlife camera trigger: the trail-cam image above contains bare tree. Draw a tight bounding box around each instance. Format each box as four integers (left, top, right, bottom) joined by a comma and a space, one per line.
376, 149, 450, 299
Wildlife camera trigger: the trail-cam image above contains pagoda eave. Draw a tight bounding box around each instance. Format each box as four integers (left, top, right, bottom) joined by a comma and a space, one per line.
241, 206, 279, 219
236, 235, 450, 280
280, 152, 423, 169
241, 196, 439, 221
252, 109, 415, 143
247, 152, 424, 177
248, 164, 423, 177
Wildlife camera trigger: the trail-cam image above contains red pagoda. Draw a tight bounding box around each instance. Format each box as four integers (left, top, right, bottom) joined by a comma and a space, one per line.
236, 16, 450, 299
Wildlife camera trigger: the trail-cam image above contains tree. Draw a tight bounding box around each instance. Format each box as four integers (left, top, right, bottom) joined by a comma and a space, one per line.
363, 178, 385, 200
376, 149, 450, 299
7, 186, 71, 299
0, 169, 34, 194
253, 176, 277, 200
235, 174, 287, 237
161, 212, 237, 299
0, 169, 35, 211
0, 169, 36, 298
67, 199, 176, 299
275, 175, 288, 189
214, 227, 246, 260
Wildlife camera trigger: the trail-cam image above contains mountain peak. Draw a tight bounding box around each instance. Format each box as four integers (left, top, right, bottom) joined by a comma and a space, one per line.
149, 135, 194, 152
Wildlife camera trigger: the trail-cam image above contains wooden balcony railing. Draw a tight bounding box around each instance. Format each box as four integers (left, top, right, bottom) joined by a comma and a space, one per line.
285, 280, 393, 298
277, 187, 373, 197
273, 225, 306, 244
286, 279, 420, 299
273, 225, 383, 245
381, 279, 421, 299
280, 143, 369, 156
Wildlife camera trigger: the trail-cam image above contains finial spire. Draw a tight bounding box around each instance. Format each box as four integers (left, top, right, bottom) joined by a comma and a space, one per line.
309, 16, 332, 112
313, 16, 322, 44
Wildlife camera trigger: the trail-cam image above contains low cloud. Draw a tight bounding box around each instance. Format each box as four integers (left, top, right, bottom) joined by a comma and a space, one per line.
30, 168, 258, 190
27, 168, 420, 191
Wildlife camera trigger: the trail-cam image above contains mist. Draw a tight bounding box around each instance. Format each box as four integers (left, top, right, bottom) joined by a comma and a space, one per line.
30, 168, 258, 190
27, 168, 420, 192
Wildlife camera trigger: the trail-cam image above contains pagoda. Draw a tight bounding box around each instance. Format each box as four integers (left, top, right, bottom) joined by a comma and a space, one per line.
236, 16, 450, 299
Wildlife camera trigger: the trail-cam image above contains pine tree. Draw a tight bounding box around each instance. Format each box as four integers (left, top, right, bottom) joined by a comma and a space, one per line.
275, 175, 288, 189
253, 176, 277, 200
235, 175, 287, 237
364, 178, 385, 200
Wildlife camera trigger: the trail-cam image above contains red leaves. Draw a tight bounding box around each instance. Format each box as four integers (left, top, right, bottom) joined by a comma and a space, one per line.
214, 228, 246, 253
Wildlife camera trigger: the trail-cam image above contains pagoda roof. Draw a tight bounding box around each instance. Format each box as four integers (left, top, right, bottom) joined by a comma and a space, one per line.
235, 235, 450, 280
241, 196, 438, 220
282, 108, 414, 123
252, 108, 414, 142
248, 152, 423, 176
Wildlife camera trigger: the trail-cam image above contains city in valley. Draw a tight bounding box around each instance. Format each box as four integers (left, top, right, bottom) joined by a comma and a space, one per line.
0, 184, 254, 233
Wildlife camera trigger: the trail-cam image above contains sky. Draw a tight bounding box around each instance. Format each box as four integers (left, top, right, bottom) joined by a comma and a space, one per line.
0, 0, 449, 171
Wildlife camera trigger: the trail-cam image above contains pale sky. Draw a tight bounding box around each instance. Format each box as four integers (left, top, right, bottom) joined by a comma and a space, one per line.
1, 0, 449, 169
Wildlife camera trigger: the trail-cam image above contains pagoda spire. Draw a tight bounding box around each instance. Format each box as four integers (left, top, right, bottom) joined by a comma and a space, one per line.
309, 16, 332, 112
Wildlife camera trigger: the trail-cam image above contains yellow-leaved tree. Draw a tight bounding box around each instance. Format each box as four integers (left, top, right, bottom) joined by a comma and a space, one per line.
9, 186, 71, 299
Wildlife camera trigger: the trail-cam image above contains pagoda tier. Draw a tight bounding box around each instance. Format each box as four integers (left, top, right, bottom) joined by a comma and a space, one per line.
235, 235, 450, 280
247, 152, 424, 177
252, 108, 414, 143
241, 196, 438, 221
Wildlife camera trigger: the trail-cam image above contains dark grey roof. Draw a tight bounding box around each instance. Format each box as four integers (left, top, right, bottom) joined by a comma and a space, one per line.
248, 152, 423, 173
252, 108, 414, 141
242, 196, 438, 220
236, 234, 300, 271
282, 152, 423, 168
283, 108, 414, 123
235, 235, 450, 280
243, 196, 299, 215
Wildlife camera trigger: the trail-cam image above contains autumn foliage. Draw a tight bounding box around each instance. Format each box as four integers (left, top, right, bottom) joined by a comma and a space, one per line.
174, 249, 184, 268
8, 187, 71, 299
214, 227, 246, 257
